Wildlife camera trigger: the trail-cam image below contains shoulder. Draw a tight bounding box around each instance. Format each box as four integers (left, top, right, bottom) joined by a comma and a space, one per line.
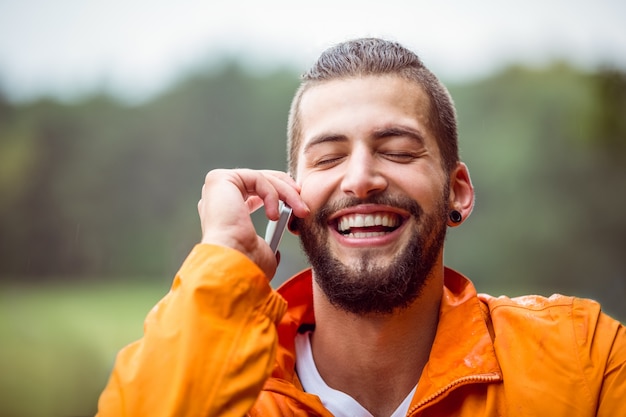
479, 294, 626, 377
478, 292, 626, 363
479, 292, 589, 311
477, 292, 613, 342
479, 292, 626, 412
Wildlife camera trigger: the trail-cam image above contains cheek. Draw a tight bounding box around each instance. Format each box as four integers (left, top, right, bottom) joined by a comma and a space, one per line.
393, 172, 447, 206
297, 172, 338, 211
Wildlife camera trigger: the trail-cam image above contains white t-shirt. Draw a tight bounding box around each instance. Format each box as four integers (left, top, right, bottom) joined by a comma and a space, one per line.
294, 331, 417, 417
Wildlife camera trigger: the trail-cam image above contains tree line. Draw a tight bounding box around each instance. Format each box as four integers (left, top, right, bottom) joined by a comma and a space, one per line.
0, 60, 624, 319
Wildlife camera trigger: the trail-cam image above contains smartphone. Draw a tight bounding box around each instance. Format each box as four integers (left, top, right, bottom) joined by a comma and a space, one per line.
264, 202, 292, 254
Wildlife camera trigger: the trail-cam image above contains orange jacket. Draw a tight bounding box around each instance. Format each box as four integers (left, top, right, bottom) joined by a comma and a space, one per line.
97, 244, 626, 416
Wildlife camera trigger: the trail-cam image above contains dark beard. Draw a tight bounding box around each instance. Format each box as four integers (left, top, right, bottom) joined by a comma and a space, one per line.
295, 194, 448, 316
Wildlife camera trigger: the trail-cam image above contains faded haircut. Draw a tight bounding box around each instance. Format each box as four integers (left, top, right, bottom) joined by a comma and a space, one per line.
287, 38, 459, 176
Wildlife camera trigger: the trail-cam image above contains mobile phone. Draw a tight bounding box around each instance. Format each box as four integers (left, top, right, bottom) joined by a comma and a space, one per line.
264, 202, 292, 254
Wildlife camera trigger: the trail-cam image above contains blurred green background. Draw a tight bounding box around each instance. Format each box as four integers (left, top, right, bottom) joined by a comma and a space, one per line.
1, 59, 624, 417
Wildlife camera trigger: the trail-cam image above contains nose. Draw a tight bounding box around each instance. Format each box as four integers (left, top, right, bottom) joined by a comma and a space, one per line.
340, 148, 388, 198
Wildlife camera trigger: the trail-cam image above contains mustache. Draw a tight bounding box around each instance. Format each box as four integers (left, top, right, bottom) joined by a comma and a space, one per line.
315, 194, 424, 224
290, 194, 430, 232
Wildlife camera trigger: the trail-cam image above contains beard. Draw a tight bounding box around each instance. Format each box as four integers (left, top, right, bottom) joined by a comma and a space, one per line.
295, 192, 449, 316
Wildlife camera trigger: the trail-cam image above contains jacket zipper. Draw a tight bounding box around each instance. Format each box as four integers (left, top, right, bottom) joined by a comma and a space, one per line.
407, 373, 501, 415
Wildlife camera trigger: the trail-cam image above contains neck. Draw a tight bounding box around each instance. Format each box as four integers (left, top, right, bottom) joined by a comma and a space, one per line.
310, 264, 444, 417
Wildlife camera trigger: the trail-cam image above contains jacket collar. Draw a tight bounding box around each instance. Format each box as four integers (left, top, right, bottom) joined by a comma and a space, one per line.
410, 268, 502, 410
267, 267, 502, 408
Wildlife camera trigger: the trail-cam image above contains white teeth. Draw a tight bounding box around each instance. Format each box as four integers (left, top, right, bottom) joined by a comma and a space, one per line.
354, 216, 365, 228
337, 213, 400, 233
348, 231, 386, 238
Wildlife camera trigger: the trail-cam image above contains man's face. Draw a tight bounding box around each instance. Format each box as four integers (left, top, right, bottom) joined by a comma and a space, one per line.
293, 75, 451, 315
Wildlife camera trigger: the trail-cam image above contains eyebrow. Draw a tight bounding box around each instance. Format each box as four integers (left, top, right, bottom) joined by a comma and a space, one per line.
372, 126, 426, 146
302, 134, 348, 154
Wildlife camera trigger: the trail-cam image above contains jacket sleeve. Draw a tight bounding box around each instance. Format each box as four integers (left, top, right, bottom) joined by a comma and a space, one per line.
96, 244, 288, 417
574, 299, 626, 416
595, 313, 626, 416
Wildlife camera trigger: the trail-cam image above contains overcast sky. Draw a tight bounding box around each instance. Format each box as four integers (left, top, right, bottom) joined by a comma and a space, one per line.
0, 0, 624, 102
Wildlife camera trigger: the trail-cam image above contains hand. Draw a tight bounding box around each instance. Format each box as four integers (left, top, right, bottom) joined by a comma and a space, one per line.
198, 169, 309, 279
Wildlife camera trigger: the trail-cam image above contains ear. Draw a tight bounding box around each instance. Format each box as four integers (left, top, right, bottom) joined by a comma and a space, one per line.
447, 162, 474, 227
287, 212, 300, 235
288, 176, 303, 235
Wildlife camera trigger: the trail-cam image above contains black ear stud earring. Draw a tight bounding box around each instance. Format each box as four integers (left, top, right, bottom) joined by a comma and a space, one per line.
449, 210, 462, 224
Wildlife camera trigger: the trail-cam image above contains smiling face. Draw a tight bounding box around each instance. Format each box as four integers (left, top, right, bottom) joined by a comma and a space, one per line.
293, 75, 451, 315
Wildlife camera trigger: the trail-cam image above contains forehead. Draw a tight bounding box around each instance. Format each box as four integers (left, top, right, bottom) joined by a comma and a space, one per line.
297, 75, 434, 148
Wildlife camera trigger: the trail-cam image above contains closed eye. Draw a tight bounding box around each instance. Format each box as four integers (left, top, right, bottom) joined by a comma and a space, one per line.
314, 154, 346, 167
381, 152, 418, 163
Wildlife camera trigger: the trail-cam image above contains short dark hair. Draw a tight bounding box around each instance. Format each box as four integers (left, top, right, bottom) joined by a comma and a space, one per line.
287, 38, 459, 176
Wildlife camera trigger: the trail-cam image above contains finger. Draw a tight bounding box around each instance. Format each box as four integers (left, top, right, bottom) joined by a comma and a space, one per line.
259, 170, 300, 190
245, 196, 264, 213
197, 198, 205, 226
253, 171, 309, 219
233, 169, 282, 219
231, 169, 307, 220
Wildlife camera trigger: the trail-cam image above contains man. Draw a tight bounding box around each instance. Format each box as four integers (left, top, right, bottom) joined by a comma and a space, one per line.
97, 38, 626, 416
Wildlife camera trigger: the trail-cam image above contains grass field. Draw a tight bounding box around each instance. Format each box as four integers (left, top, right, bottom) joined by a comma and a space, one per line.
0, 278, 170, 417
2, 273, 621, 417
